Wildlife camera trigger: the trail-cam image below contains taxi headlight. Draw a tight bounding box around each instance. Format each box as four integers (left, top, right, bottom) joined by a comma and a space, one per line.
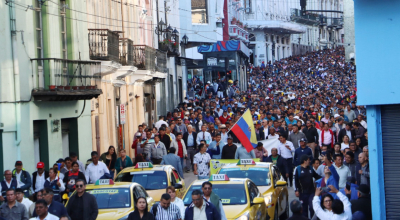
235, 211, 249, 220
118, 214, 129, 220
264, 193, 273, 206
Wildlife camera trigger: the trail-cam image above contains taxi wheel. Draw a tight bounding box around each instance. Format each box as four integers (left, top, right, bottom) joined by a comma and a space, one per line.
279, 199, 289, 220
273, 206, 279, 220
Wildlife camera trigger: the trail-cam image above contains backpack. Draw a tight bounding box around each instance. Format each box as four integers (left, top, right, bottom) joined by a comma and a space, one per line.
152, 202, 160, 217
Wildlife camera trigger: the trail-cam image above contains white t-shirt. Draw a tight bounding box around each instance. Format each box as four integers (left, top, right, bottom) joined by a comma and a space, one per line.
341, 142, 349, 151
85, 161, 110, 184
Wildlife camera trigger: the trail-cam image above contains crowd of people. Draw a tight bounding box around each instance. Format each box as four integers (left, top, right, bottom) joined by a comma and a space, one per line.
0, 47, 371, 220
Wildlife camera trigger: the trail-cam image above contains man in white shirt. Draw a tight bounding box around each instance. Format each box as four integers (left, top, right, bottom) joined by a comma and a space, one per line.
30, 199, 59, 220
33, 162, 48, 194
85, 151, 110, 184
219, 125, 229, 144
155, 116, 169, 130
16, 188, 33, 213
277, 134, 295, 187
196, 125, 212, 147
267, 127, 279, 139
261, 119, 269, 140
333, 154, 351, 189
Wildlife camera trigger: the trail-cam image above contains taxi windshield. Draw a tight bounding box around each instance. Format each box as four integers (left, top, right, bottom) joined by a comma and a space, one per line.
86, 188, 131, 209
115, 171, 168, 190
183, 184, 247, 206
219, 168, 271, 186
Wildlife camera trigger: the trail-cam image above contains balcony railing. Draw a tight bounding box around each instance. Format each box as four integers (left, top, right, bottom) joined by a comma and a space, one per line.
120, 38, 134, 66
30, 58, 102, 101
133, 45, 167, 73
291, 8, 320, 25
88, 29, 120, 62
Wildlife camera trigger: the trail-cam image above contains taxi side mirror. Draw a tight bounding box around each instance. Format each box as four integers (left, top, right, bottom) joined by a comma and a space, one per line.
252, 197, 265, 204
174, 183, 183, 189
275, 180, 287, 188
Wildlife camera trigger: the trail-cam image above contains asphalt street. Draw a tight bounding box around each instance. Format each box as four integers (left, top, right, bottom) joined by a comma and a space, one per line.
182, 171, 298, 218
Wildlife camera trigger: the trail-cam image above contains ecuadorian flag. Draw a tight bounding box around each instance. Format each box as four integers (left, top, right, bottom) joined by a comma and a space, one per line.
231, 109, 258, 152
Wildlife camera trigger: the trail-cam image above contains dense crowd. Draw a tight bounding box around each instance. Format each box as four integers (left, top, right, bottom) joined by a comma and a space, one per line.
0, 47, 370, 220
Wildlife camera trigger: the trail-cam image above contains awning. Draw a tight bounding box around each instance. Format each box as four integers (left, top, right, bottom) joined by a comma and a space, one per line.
246, 20, 307, 34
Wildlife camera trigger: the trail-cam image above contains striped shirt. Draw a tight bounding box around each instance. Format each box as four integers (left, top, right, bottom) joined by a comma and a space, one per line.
151, 203, 182, 220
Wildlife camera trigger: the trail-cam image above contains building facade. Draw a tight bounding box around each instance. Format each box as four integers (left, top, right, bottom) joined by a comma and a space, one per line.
354, 1, 400, 219
0, 0, 99, 173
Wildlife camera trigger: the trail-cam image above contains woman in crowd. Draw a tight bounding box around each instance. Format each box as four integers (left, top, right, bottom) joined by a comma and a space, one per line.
100, 146, 117, 177
63, 161, 85, 196
127, 197, 154, 220
44, 167, 65, 202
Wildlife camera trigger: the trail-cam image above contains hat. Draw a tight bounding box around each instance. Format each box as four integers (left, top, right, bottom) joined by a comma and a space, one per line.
334, 114, 340, 118
37, 162, 45, 169
188, 107, 192, 110
356, 184, 370, 194
299, 138, 308, 142
135, 133, 142, 137
294, 116, 300, 120
234, 102, 238, 104
227, 135, 233, 140
207, 81, 211, 84
56, 158, 64, 163
15, 161, 22, 166
220, 124, 227, 129
311, 112, 317, 115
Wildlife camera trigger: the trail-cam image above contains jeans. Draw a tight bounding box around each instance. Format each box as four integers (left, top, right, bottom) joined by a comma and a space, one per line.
198, 175, 209, 180
180, 157, 184, 171
299, 193, 315, 218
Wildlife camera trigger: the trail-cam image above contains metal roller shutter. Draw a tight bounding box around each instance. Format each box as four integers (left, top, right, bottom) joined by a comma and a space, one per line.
382, 105, 400, 219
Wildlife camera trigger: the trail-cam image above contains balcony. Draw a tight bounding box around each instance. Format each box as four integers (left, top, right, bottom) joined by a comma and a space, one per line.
291, 8, 320, 25
31, 58, 102, 101
328, 18, 343, 29
120, 38, 134, 66
88, 29, 120, 62
132, 45, 167, 73
158, 42, 180, 57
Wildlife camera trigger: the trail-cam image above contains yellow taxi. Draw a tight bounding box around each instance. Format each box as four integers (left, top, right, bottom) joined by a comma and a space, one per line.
115, 162, 186, 201
66, 179, 155, 220
217, 159, 289, 220
182, 174, 268, 220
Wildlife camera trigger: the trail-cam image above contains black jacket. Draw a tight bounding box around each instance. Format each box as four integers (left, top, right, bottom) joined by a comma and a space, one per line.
183, 132, 198, 149
258, 127, 267, 140
264, 155, 287, 175
159, 134, 171, 151
287, 213, 310, 220
356, 163, 370, 187
351, 197, 372, 220
302, 127, 319, 144
338, 128, 356, 144
66, 192, 98, 220
32, 171, 49, 192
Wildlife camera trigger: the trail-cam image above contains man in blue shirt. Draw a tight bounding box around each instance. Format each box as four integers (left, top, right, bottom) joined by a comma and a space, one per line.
208, 134, 224, 159
293, 138, 313, 166
33, 188, 68, 218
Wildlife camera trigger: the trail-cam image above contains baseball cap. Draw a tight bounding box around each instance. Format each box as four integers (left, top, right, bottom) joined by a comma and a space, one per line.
220, 124, 227, 129
15, 161, 23, 166
299, 138, 308, 142
227, 135, 233, 140
37, 162, 45, 169
135, 133, 142, 137
334, 114, 340, 118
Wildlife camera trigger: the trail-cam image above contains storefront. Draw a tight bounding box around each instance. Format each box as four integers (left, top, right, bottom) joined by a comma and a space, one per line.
197, 40, 250, 91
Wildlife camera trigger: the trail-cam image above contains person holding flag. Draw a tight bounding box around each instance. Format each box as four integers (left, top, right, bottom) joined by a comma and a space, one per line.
230, 109, 258, 156
44, 168, 65, 202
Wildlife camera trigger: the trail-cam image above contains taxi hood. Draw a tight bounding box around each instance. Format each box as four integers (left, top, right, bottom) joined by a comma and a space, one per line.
96, 208, 131, 220
223, 204, 250, 219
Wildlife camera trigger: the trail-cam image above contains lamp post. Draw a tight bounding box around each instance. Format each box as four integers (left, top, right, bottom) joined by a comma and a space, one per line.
298, 36, 301, 55
181, 34, 189, 103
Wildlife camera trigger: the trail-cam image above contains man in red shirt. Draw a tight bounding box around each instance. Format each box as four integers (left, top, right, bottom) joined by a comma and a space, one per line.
170, 133, 187, 171
219, 110, 230, 124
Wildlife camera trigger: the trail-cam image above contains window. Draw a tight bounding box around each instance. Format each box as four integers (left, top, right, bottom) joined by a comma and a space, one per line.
244, 0, 252, 13
86, 188, 131, 209
60, 0, 68, 60
191, 0, 208, 23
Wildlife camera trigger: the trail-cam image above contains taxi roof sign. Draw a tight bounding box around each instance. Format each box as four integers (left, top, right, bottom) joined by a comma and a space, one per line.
237, 159, 256, 165
95, 179, 114, 186
135, 162, 153, 169
209, 174, 230, 181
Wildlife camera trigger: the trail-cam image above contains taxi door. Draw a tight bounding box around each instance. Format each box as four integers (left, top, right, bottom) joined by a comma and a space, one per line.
272, 165, 286, 215
170, 169, 186, 198
247, 181, 267, 220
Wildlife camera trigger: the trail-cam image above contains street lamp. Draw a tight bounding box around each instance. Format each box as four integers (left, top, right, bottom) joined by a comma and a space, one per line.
182, 34, 189, 45
172, 28, 179, 42
158, 19, 166, 33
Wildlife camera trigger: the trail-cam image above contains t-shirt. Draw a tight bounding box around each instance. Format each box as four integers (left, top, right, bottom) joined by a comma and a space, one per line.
271, 156, 278, 165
